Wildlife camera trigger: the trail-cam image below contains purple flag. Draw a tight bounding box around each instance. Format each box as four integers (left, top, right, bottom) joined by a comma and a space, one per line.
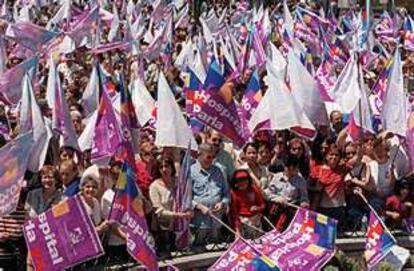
23, 195, 104, 270
365, 212, 396, 269
91, 83, 122, 164
0, 132, 33, 217
256, 208, 337, 270
173, 143, 192, 250
194, 59, 247, 148
108, 162, 158, 270
0, 57, 37, 105
6, 22, 59, 52
50, 59, 80, 151
67, 6, 99, 47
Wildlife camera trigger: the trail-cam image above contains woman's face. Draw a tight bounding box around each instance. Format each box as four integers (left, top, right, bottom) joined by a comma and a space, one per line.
290, 142, 303, 158
364, 138, 375, 156
326, 149, 341, 168
274, 137, 286, 156
41, 170, 56, 192
160, 161, 173, 179
258, 146, 271, 166
81, 178, 98, 199
244, 146, 258, 164
344, 145, 357, 161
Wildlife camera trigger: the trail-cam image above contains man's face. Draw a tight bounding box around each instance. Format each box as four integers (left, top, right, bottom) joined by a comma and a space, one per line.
208, 132, 222, 151
199, 151, 215, 169
59, 163, 76, 186
331, 112, 343, 131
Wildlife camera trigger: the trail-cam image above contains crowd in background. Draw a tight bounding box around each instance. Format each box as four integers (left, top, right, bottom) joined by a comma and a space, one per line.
0, 0, 414, 269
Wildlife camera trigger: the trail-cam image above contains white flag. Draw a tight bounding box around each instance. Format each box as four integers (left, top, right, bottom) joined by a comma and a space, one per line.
287, 51, 328, 126
382, 47, 408, 137
155, 71, 197, 150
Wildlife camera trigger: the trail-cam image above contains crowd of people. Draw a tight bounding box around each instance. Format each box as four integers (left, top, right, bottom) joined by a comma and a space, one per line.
0, 0, 414, 269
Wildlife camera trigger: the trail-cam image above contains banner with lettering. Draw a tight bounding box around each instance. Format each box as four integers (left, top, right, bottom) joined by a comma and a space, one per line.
257, 208, 337, 270
23, 195, 104, 270
194, 59, 247, 148
209, 238, 279, 271
108, 162, 158, 271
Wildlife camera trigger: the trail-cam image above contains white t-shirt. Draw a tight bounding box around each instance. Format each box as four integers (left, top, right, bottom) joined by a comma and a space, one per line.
369, 160, 395, 197
101, 189, 125, 246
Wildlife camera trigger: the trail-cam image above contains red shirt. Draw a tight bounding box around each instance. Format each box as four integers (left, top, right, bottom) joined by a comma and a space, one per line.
385, 195, 410, 219
230, 185, 265, 230
135, 160, 153, 198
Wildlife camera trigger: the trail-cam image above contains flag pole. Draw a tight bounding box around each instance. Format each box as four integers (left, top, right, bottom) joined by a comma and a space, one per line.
241, 221, 266, 234
355, 190, 397, 243
263, 215, 277, 230
194, 201, 278, 264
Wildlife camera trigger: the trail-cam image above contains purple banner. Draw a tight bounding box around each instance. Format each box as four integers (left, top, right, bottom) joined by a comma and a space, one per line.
194, 85, 247, 148
23, 195, 104, 270
0, 132, 33, 217
258, 208, 337, 270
